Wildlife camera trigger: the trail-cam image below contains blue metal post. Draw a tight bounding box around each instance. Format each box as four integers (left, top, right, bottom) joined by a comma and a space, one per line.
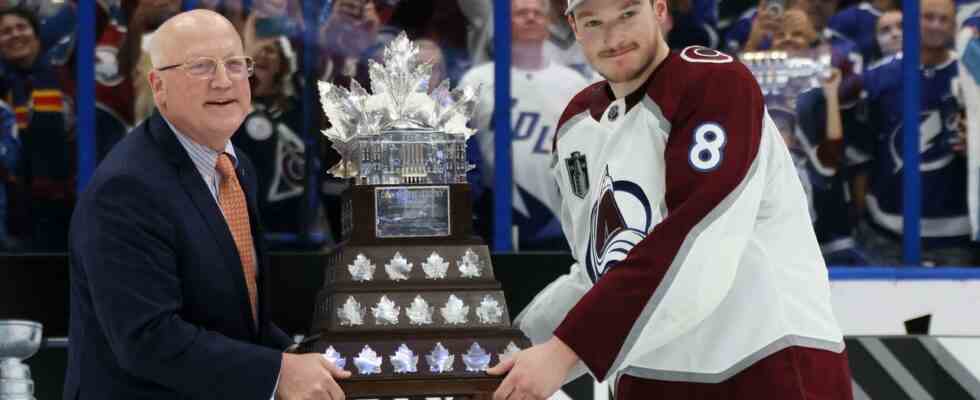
76, 0, 96, 191
493, 0, 513, 252
301, 0, 324, 245
902, 0, 922, 265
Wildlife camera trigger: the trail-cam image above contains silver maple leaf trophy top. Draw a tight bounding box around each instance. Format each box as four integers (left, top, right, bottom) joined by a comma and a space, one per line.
318, 32, 480, 184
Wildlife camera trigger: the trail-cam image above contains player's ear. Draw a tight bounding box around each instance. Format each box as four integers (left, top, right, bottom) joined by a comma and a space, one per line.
567, 14, 580, 38
653, 0, 668, 19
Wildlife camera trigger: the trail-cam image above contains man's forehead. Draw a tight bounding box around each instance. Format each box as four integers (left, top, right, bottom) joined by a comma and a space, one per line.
921, 0, 954, 15
574, 0, 643, 18
165, 30, 242, 60
513, 0, 545, 9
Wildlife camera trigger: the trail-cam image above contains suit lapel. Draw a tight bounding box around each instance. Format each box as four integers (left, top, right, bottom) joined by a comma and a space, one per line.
148, 112, 258, 336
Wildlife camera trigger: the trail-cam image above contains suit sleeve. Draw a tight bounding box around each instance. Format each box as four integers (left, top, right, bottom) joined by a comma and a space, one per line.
553, 66, 766, 381
76, 175, 282, 399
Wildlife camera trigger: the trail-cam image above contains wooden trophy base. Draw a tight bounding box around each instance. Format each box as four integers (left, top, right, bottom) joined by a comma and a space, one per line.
340, 376, 501, 400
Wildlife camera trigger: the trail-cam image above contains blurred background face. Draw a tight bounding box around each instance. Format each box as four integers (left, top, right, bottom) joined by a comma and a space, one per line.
512, 0, 550, 44
876, 10, 902, 56
0, 13, 39, 68
920, 0, 954, 50
790, 0, 839, 30
772, 9, 818, 51
417, 39, 446, 92
250, 37, 285, 98
571, 0, 665, 84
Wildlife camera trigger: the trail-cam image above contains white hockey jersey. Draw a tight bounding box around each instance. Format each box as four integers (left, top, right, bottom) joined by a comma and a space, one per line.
515, 47, 845, 384
460, 61, 589, 249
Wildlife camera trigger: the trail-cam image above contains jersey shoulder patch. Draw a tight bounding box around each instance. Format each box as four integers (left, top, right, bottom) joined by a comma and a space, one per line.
679, 46, 735, 64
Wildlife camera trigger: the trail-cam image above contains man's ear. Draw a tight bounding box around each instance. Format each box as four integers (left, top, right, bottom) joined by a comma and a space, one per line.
148, 70, 166, 107
654, 0, 669, 19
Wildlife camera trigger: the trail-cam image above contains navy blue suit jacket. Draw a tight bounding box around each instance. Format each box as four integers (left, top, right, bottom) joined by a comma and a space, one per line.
65, 112, 294, 399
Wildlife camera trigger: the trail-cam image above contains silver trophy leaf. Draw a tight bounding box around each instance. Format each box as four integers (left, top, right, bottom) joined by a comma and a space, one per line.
371, 295, 401, 325
337, 296, 365, 326
462, 342, 492, 372
498, 341, 522, 364
322, 346, 347, 370
475, 295, 503, 324
441, 294, 469, 324
385, 252, 413, 281
425, 342, 455, 373
316, 32, 481, 179
353, 345, 383, 375
406, 295, 434, 325
348, 253, 376, 282
457, 248, 482, 278
389, 344, 419, 374
422, 252, 449, 279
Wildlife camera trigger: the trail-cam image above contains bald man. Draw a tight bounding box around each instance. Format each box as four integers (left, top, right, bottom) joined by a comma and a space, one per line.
65, 10, 348, 400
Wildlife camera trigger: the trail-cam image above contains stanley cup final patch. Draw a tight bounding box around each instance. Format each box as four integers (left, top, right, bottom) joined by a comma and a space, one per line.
565, 151, 590, 199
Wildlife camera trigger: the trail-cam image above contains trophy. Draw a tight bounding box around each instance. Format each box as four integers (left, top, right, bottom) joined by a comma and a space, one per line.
740, 49, 833, 106
0, 320, 42, 400
299, 33, 529, 399
740, 49, 833, 148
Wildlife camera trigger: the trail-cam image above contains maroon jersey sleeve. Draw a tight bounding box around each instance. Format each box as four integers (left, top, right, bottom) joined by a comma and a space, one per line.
553, 50, 766, 381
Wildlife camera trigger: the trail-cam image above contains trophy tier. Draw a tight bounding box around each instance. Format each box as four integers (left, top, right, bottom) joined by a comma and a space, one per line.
325, 244, 496, 287
341, 184, 478, 245
299, 333, 527, 379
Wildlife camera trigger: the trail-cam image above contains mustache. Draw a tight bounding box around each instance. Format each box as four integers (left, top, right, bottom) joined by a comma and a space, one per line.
599, 43, 638, 58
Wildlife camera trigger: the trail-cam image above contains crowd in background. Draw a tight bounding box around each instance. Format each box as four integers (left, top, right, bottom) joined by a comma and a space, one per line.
0, 0, 978, 266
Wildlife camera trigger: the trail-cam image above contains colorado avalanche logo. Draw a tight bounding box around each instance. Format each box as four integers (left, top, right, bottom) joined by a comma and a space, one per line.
585, 167, 655, 283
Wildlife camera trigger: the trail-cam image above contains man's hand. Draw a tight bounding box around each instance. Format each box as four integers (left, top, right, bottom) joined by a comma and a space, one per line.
744, 0, 784, 51
276, 353, 350, 400
487, 337, 579, 400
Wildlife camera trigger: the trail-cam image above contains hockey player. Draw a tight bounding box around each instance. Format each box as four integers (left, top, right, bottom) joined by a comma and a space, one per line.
486, 0, 852, 398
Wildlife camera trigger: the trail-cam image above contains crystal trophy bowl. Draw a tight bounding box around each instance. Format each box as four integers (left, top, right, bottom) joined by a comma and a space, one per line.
0, 320, 42, 400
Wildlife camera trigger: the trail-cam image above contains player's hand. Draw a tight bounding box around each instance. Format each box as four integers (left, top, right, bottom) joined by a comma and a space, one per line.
487, 337, 579, 400
276, 353, 350, 400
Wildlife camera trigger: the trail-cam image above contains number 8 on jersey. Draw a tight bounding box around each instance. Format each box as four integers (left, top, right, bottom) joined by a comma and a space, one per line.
689, 123, 727, 172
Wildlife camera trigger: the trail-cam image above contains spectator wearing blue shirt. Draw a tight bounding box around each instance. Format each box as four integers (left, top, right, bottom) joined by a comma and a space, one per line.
851, 0, 976, 266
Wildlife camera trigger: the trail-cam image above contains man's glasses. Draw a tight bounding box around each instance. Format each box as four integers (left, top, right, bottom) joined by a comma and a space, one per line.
156, 56, 255, 80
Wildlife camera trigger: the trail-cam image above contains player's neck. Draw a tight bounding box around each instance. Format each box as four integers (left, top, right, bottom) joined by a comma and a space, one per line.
608, 39, 669, 99
920, 46, 950, 68
512, 42, 548, 71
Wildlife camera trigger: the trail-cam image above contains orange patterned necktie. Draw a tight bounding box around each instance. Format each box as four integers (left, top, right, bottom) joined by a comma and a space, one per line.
215, 153, 258, 324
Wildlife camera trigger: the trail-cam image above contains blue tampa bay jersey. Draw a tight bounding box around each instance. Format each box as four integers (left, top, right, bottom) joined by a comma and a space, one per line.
853, 53, 970, 239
